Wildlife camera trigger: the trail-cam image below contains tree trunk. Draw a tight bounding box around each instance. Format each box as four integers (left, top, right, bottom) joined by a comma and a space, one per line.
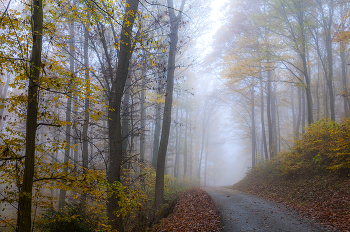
251, 79, 256, 166
301, 53, 314, 125
189, 110, 193, 178
140, 67, 146, 161
267, 69, 273, 158
18, 0, 43, 230
260, 76, 268, 160
0, 72, 10, 130
81, 20, 89, 206
296, 86, 301, 138
271, 84, 277, 155
204, 133, 209, 186
59, 8, 75, 209
301, 86, 306, 134
184, 93, 188, 175
291, 86, 295, 133
340, 5, 349, 117
317, 0, 335, 121
152, 101, 161, 168
174, 105, 179, 178
316, 60, 320, 121
107, 0, 139, 230
155, 0, 185, 210
122, 77, 131, 164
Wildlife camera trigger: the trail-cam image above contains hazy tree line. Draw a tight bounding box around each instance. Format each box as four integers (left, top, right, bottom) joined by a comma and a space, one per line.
211, 0, 350, 167
0, 0, 221, 231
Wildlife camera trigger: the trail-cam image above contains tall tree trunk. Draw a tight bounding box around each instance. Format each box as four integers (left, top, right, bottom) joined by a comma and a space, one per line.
122, 77, 131, 164
107, 0, 139, 230
340, 4, 349, 117
291, 86, 296, 133
81, 20, 89, 206
316, 60, 320, 121
184, 93, 188, 175
0, 72, 10, 130
204, 133, 209, 186
251, 79, 256, 166
189, 111, 193, 178
174, 106, 179, 178
152, 101, 161, 168
324, 79, 329, 118
271, 84, 277, 155
317, 0, 335, 121
301, 86, 306, 134
140, 67, 146, 161
267, 69, 273, 158
59, 6, 75, 208
155, 0, 185, 210
296, 86, 301, 138
260, 76, 268, 160
18, 0, 43, 230
301, 53, 314, 125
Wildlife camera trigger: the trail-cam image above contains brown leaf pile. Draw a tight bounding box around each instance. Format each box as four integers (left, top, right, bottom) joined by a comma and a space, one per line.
154, 188, 221, 231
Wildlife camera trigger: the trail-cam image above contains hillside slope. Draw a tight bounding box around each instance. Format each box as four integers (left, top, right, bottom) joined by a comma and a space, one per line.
233, 119, 350, 231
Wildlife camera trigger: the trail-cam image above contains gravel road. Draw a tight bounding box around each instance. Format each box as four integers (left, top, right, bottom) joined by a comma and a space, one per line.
204, 186, 332, 232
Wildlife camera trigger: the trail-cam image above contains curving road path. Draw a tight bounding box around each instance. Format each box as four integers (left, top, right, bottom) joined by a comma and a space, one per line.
203, 186, 332, 232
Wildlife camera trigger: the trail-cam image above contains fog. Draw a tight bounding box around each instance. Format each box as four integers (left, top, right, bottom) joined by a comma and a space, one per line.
1, 0, 348, 229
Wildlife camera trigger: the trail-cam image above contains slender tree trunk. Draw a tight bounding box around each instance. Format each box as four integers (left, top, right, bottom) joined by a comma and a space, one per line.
317, 0, 335, 121
291, 86, 295, 133
189, 111, 193, 178
59, 6, 75, 209
277, 104, 280, 152
267, 69, 273, 158
324, 79, 329, 118
178, 108, 183, 178
260, 76, 268, 160
204, 134, 208, 186
184, 93, 188, 175
174, 106, 179, 178
340, 4, 349, 117
122, 77, 131, 164
302, 87, 306, 134
198, 108, 207, 186
107, 1, 139, 230
140, 67, 146, 161
316, 60, 320, 121
0, 72, 10, 130
251, 79, 256, 166
155, 0, 185, 210
18, 0, 43, 230
81, 20, 89, 206
296, 86, 301, 138
271, 84, 277, 155
152, 101, 161, 168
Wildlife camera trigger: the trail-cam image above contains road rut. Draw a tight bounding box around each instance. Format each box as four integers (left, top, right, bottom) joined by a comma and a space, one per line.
204, 186, 331, 232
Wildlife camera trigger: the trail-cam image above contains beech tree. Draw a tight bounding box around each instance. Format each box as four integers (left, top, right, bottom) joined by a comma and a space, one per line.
19, 0, 43, 231
155, 0, 186, 210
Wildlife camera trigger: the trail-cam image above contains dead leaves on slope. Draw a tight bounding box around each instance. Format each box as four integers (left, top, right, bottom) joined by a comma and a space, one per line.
154, 188, 221, 231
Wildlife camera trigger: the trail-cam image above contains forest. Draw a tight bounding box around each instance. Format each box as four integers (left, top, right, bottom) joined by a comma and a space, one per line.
1, 0, 350, 231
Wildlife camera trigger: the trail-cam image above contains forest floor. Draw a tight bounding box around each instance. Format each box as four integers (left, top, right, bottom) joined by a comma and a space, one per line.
151, 187, 221, 231
233, 172, 350, 231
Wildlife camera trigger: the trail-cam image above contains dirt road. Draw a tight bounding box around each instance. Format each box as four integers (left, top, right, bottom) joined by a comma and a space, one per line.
204, 186, 331, 232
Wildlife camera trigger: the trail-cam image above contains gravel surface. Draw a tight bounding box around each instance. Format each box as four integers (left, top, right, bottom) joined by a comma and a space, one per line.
203, 186, 332, 232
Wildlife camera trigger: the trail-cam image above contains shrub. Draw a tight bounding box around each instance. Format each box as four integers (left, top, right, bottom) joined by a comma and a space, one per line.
36, 203, 99, 232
